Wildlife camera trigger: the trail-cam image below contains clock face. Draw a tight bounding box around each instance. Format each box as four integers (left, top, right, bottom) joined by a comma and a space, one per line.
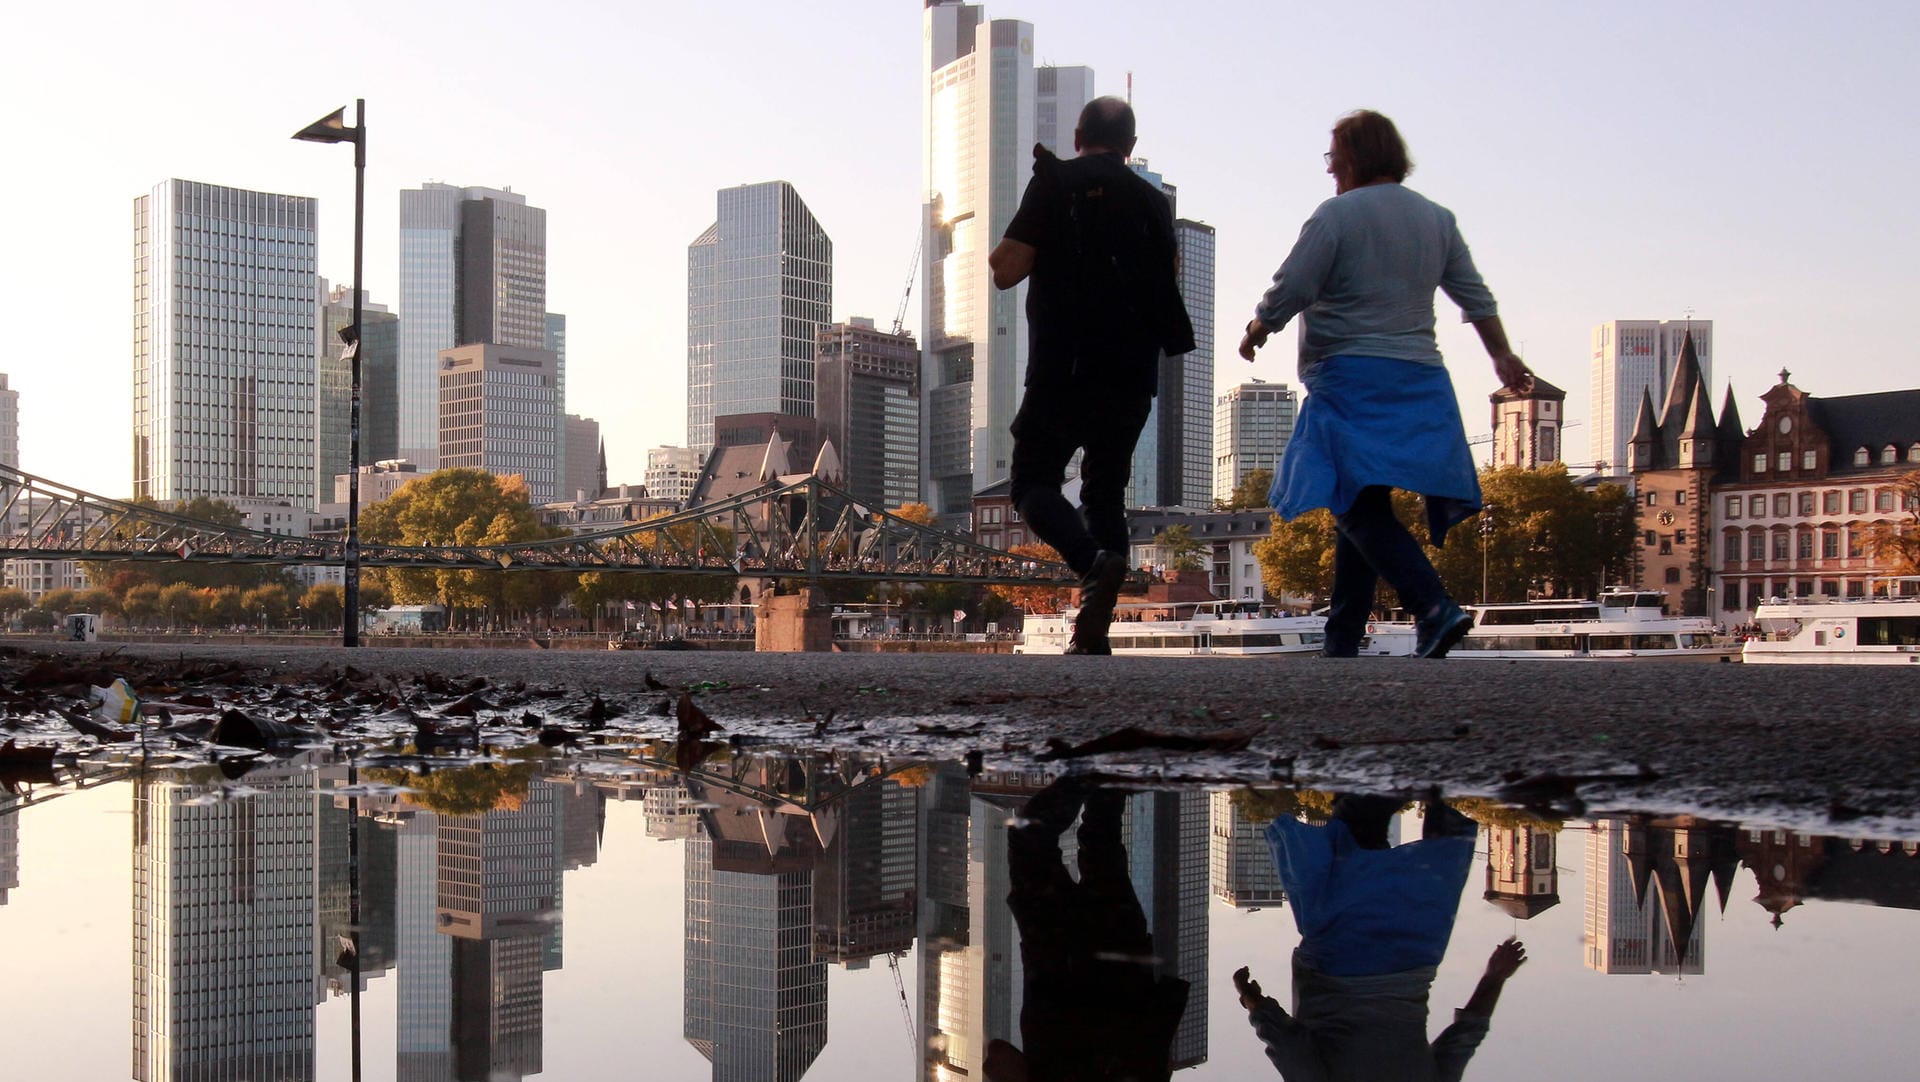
1778, 416, 1793, 434
1657, 510, 1676, 526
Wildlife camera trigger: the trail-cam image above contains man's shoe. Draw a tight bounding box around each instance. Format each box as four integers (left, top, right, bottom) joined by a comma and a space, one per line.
1415, 602, 1473, 659
1070, 550, 1127, 653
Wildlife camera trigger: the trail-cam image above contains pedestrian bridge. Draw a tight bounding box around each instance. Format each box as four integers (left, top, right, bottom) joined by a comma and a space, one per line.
0, 465, 1076, 587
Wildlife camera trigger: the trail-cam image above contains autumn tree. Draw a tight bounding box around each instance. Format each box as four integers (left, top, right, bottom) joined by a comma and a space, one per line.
359, 468, 563, 628
1152, 524, 1209, 572
157, 583, 197, 629
1869, 469, 1920, 576
241, 583, 294, 627
889, 502, 939, 526
35, 587, 79, 618
301, 583, 345, 629
82, 496, 292, 593
0, 587, 31, 624
987, 542, 1073, 614
1218, 468, 1274, 512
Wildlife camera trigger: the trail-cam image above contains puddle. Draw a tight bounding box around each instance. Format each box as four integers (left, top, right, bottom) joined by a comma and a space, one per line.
2, 742, 1916, 1081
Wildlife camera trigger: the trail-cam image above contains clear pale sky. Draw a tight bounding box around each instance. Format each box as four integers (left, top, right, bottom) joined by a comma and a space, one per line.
6, 0, 1916, 497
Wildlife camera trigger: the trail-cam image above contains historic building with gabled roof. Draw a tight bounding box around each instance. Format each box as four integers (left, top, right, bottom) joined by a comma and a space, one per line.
1629, 329, 1920, 616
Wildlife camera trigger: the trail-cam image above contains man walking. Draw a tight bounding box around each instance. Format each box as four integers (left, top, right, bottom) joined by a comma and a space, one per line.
989, 96, 1194, 654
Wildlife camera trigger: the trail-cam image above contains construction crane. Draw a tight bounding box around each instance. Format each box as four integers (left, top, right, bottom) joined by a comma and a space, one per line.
888, 950, 916, 1060
891, 235, 922, 337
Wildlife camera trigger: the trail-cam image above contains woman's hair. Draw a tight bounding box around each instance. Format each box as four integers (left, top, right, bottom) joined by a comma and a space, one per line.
1332, 110, 1413, 184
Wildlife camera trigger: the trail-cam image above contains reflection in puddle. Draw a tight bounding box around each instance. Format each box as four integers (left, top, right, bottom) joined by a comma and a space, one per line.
1, 751, 1917, 1080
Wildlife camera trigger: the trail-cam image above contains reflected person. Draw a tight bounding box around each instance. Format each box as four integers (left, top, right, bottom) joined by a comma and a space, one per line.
1233, 794, 1526, 1080
983, 776, 1190, 1082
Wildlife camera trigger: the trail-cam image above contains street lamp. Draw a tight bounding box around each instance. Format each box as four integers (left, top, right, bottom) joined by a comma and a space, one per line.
293, 101, 367, 647
1480, 501, 1497, 604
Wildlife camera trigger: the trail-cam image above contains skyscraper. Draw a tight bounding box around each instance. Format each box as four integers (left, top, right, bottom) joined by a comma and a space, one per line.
546, 312, 568, 494
1123, 790, 1210, 1069
319, 282, 399, 501
0, 791, 18, 906
645, 446, 703, 507
0, 372, 17, 470
438, 344, 561, 505
686, 181, 832, 458
1589, 319, 1713, 475
132, 767, 318, 1081
1125, 163, 1214, 510
1214, 381, 1296, 503
397, 184, 547, 468
923, 4, 1094, 521
1208, 790, 1284, 908
815, 319, 920, 512
562, 414, 604, 501
133, 179, 318, 502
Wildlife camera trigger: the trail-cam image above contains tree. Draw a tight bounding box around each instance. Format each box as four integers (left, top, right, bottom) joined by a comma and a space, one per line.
82, 495, 292, 593
0, 587, 33, 624
74, 587, 122, 621
1869, 469, 1920, 576
122, 583, 162, 627
157, 582, 196, 629
241, 583, 293, 627
360, 468, 554, 628
889, 502, 939, 527
302, 583, 344, 629
1152, 524, 1209, 572
1253, 509, 1338, 604
35, 587, 79, 618
1218, 468, 1274, 512
987, 542, 1073, 614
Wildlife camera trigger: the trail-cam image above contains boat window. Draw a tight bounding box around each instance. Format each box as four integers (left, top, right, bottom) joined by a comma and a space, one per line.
1634, 594, 1666, 609
1858, 617, 1920, 646
1589, 635, 1629, 650
1478, 606, 1598, 625
1632, 635, 1677, 650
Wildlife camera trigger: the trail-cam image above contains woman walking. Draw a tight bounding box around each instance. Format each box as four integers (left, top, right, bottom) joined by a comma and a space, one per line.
1240, 110, 1533, 658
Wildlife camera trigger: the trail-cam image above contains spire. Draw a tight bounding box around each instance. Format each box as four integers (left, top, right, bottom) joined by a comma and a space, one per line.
1682, 374, 1718, 446
758, 428, 791, 481
1715, 385, 1744, 444
1629, 387, 1660, 470
810, 438, 843, 483
1657, 330, 1703, 435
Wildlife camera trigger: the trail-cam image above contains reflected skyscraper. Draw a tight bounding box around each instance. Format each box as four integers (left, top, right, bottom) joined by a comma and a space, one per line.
1208, 790, 1284, 909
815, 775, 920, 964
397, 812, 455, 1082
683, 777, 830, 1082
131, 768, 318, 1081
1123, 790, 1209, 1070
0, 791, 19, 905
1583, 817, 1715, 975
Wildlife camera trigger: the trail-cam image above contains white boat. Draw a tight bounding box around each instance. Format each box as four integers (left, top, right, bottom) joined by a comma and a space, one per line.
1743, 582, 1920, 665
1355, 589, 1737, 661
1016, 598, 1328, 656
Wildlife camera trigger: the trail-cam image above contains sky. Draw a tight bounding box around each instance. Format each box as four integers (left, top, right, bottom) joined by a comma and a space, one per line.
5, 0, 1917, 498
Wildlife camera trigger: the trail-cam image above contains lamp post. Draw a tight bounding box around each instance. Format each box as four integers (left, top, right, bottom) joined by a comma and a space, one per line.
1480, 501, 1497, 604
293, 101, 366, 647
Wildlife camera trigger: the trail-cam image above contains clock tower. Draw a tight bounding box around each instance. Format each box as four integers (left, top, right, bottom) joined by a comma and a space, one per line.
1627, 331, 1739, 614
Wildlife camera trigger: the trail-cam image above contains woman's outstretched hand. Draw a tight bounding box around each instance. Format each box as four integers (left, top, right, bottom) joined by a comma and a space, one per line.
1485, 936, 1528, 980
1239, 319, 1271, 362
1233, 965, 1267, 1009
1491, 350, 1533, 393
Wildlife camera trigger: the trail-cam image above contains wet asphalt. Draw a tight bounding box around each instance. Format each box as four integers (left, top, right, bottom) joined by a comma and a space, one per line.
11, 640, 1919, 833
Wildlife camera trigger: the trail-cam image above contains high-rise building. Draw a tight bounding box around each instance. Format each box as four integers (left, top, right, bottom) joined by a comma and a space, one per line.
1590, 319, 1713, 475
438, 344, 561, 505
562, 414, 603, 501
815, 319, 921, 512
686, 181, 832, 457
546, 312, 568, 496
0, 372, 17, 469
1123, 790, 1210, 1069
1035, 65, 1093, 156
397, 184, 547, 468
923, 4, 1094, 521
132, 767, 318, 1081
1124, 162, 1213, 510
0, 792, 18, 906
814, 776, 920, 963
646, 446, 702, 507
396, 813, 454, 1081
1208, 790, 1284, 908
134, 179, 318, 502
1582, 817, 1706, 975
319, 282, 399, 501
683, 780, 829, 1082
1214, 381, 1296, 503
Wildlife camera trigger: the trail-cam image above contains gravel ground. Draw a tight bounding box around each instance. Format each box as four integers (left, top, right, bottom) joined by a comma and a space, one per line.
9, 640, 1918, 833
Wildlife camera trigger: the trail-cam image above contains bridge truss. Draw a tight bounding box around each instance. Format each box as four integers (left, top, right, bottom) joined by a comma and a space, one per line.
0, 464, 1077, 587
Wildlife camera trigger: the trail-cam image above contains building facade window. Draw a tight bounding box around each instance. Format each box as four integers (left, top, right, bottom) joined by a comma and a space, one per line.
1882, 445, 1898, 465
1803, 449, 1817, 470
1724, 533, 1741, 563
1849, 489, 1868, 513
1848, 531, 1865, 558
1645, 491, 1658, 506
1754, 453, 1767, 473
1725, 495, 1742, 519
1772, 532, 1789, 560
1853, 447, 1870, 466
1664, 567, 1681, 584
1798, 491, 1815, 517
1748, 532, 1766, 561
1773, 493, 1792, 517
1876, 489, 1895, 512
1777, 451, 1792, 471
1749, 495, 1766, 517
1822, 531, 1839, 558
1676, 490, 1687, 505
1824, 490, 1841, 514
1796, 531, 1813, 559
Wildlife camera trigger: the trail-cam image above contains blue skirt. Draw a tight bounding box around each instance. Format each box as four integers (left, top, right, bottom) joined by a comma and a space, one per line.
1265, 816, 1474, 977
1268, 355, 1481, 546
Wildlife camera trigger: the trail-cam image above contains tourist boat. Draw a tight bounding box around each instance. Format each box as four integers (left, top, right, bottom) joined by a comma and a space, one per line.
1355, 589, 1737, 661
1743, 583, 1920, 665
1016, 598, 1327, 656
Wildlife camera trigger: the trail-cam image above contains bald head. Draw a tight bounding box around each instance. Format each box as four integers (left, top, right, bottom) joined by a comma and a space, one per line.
1074, 96, 1137, 156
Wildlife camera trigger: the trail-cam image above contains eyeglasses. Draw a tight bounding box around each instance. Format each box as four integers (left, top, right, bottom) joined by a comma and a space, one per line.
1323, 151, 1334, 165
